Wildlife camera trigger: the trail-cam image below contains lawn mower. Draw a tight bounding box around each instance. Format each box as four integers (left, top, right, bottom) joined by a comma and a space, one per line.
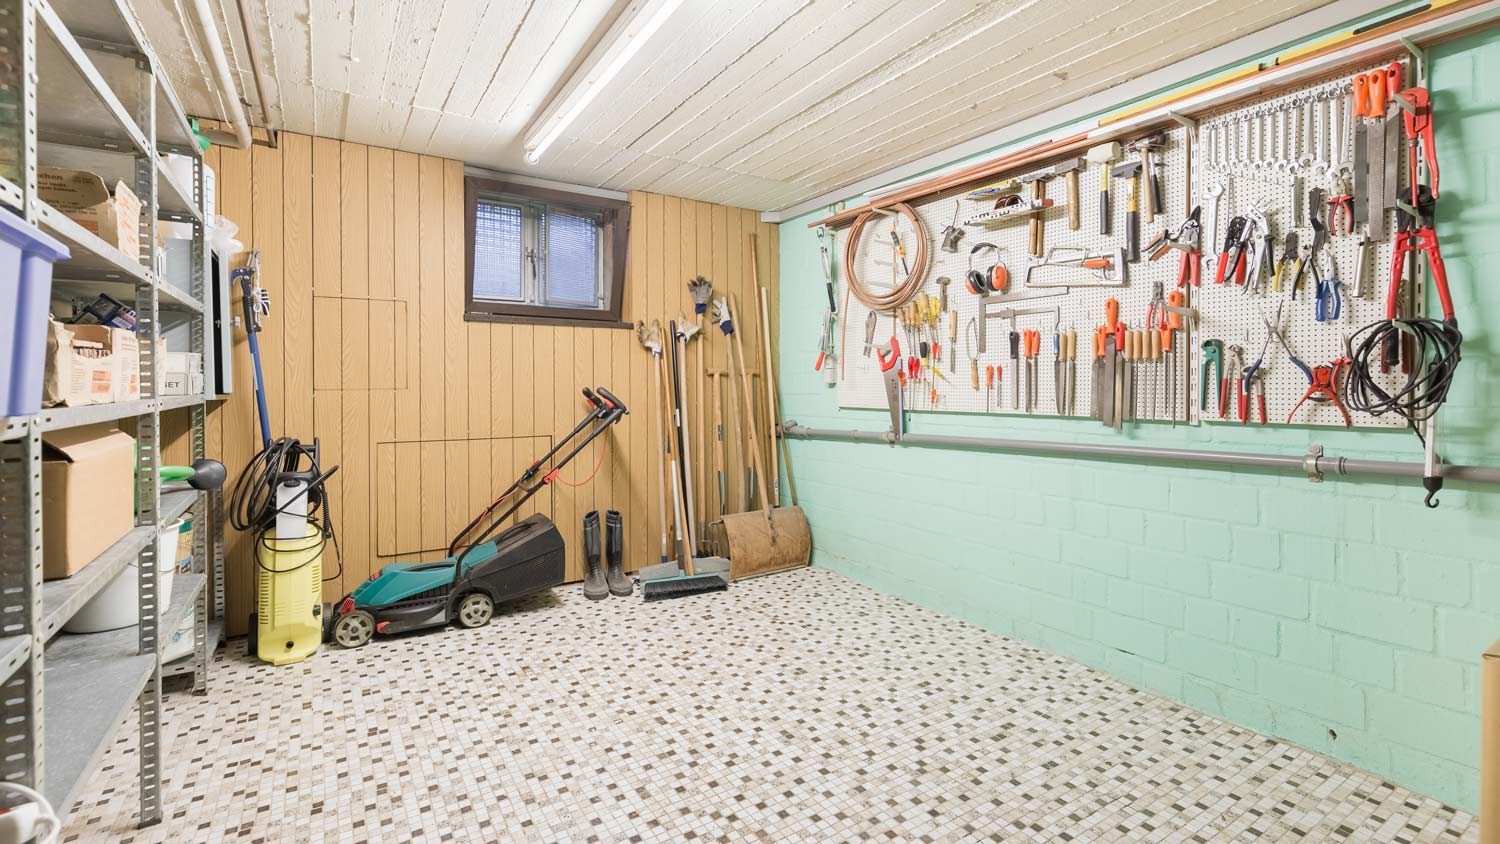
326, 386, 628, 648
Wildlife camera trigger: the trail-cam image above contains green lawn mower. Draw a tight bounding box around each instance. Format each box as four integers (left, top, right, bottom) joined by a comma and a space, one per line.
326, 386, 627, 648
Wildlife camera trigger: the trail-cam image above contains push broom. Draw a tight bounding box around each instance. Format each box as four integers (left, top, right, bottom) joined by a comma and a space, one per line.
636, 320, 728, 601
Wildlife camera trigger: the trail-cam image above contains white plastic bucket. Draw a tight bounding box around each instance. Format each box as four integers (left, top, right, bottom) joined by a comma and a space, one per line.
64, 521, 179, 633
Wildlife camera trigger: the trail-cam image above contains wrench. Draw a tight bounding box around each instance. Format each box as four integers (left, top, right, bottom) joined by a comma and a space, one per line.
1203, 181, 1225, 273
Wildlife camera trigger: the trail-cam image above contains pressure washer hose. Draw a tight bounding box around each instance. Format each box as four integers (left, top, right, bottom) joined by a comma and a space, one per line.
842, 203, 929, 311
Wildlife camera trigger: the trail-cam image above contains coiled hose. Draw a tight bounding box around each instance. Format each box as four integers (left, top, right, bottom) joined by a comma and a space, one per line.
228, 437, 343, 580
842, 203, 929, 311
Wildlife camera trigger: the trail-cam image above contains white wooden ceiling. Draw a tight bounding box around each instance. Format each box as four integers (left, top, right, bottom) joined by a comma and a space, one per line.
127, 0, 1331, 211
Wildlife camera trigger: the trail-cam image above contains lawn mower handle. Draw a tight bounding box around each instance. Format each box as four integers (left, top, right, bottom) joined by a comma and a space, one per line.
594, 386, 628, 416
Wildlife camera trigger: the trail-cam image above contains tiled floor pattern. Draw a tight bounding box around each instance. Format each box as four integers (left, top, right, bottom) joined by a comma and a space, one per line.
62, 567, 1477, 843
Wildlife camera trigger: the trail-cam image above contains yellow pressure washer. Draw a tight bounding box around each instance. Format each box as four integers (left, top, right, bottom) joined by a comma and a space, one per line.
228, 251, 342, 666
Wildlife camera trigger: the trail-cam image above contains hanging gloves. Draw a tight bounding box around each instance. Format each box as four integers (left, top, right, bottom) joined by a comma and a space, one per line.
688, 276, 714, 314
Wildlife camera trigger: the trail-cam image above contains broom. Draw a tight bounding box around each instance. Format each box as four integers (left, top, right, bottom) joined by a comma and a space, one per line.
641, 319, 729, 601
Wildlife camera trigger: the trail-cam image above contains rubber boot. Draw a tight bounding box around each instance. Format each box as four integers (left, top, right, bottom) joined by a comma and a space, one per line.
605, 510, 631, 596
582, 511, 607, 600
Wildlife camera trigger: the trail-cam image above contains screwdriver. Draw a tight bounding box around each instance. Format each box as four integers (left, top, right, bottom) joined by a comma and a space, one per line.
1149, 328, 1161, 419
948, 310, 958, 371
984, 364, 993, 408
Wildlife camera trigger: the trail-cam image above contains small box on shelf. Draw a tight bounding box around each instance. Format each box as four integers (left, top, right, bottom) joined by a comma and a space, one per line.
41, 426, 134, 579
37, 167, 142, 261
42, 318, 140, 406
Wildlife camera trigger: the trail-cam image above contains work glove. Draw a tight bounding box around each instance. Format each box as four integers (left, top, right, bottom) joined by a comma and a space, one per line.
635, 319, 662, 356
688, 276, 714, 314
712, 298, 733, 335
675, 313, 700, 342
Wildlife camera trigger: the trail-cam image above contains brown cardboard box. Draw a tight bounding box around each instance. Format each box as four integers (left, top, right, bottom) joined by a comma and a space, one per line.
41, 426, 135, 579
1484, 641, 1499, 844
42, 319, 141, 406
37, 167, 142, 260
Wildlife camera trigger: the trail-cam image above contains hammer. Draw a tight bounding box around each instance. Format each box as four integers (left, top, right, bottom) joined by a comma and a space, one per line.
1052, 158, 1085, 231
1111, 160, 1143, 262
1085, 142, 1120, 235
1018, 172, 1052, 258
1131, 133, 1166, 223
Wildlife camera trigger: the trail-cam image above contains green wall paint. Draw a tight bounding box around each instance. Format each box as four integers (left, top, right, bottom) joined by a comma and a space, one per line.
775, 27, 1500, 812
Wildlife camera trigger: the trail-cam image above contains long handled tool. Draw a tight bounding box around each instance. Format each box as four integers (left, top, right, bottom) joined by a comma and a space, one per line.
705, 296, 811, 579
636, 321, 670, 566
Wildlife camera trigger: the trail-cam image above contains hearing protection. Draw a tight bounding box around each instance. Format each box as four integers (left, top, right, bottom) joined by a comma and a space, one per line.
966, 243, 1008, 295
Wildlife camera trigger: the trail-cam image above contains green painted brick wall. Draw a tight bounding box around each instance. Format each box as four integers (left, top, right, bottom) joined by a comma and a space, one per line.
774, 25, 1500, 812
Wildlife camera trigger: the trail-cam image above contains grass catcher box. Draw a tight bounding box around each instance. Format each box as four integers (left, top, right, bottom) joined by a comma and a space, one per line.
42, 426, 135, 579
1484, 641, 1500, 844
37, 167, 142, 260
43, 319, 140, 406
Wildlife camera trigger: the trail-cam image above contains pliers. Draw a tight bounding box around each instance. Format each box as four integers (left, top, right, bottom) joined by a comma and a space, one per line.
1213, 216, 1249, 286
1271, 231, 1298, 294
1291, 188, 1328, 299
1315, 278, 1343, 322
1199, 339, 1223, 413
1327, 174, 1354, 237
1241, 208, 1273, 296
1147, 206, 1202, 287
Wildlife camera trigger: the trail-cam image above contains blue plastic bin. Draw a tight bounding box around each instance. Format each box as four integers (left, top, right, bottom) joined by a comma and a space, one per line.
0, 210, 70, 417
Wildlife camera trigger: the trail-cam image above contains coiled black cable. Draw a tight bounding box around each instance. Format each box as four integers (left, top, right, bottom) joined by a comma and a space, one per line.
228, 437, 343, 580
1344, 317, 1463, 441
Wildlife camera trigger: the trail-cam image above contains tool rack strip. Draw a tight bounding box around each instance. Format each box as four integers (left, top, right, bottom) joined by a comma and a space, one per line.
831, 59, 1417, 430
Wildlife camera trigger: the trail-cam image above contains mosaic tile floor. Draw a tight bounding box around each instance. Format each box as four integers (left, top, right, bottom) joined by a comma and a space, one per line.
63, 567, 1477, 844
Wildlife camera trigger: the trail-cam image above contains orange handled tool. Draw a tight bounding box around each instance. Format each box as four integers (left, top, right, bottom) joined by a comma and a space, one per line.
1105, 297, 1119, 331
1166, 290, 1183, 330
1354, 74, 1370, 118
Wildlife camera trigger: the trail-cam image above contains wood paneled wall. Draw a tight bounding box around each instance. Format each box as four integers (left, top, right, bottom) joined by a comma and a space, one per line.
161, 130, 780, 637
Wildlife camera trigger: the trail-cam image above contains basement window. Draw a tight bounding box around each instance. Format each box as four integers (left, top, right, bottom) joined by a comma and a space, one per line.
464, 175, 631, 327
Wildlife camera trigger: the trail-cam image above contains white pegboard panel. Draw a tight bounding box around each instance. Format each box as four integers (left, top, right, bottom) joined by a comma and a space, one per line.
834, 58, 1417, 430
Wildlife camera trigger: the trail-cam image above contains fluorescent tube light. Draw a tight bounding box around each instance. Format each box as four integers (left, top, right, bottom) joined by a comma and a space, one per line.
523, 0, 687, 165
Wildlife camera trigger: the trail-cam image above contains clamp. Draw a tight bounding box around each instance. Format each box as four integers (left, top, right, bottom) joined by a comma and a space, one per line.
1287, 358, 1352, 427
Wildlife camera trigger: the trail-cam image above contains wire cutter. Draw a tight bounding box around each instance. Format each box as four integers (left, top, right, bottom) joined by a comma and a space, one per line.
1147, 206, 1202, 287
876, 337, 904, 438
1213, 216, 1249, 286
1315, 278, 1343, 322
862, 311, 878, 357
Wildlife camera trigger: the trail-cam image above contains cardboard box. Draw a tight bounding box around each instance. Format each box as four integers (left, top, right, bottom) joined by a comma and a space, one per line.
42, 319, 140, 406
161, 351, 203, 396
41, 426, 135, 579
1484, 641, 1499, 844
37, 167, 142, 260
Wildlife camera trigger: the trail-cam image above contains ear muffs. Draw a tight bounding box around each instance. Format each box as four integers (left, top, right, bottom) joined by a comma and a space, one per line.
968, 242, 1005, 295
989, 264, 1009, 293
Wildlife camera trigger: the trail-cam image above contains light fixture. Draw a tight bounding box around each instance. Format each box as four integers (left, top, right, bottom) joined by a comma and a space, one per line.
522, 0, 687, 165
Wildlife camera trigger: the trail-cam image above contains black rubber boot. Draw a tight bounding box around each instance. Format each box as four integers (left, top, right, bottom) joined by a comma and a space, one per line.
605, 510, 631, 596
583, 511, 607, 601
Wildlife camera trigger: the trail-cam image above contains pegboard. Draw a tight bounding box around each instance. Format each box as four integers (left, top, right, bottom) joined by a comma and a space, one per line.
832, 59, 1418, 430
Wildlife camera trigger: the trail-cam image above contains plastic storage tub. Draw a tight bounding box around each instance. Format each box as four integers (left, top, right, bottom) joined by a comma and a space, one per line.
0, 210, 69, 417
64, 520, 180, 633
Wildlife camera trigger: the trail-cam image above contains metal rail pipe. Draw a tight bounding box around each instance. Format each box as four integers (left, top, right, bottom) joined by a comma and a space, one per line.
781, 422, 1500, 486
185, 0, 252, 149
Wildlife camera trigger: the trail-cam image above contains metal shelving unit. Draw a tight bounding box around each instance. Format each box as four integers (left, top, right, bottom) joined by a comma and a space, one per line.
0, 0, 224, 828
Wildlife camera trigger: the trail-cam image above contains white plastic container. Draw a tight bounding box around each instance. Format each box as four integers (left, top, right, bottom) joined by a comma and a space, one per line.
64, 521, 179, 633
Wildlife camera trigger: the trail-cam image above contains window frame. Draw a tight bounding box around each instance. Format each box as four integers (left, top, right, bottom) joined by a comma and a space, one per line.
464, 175, 631, 328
